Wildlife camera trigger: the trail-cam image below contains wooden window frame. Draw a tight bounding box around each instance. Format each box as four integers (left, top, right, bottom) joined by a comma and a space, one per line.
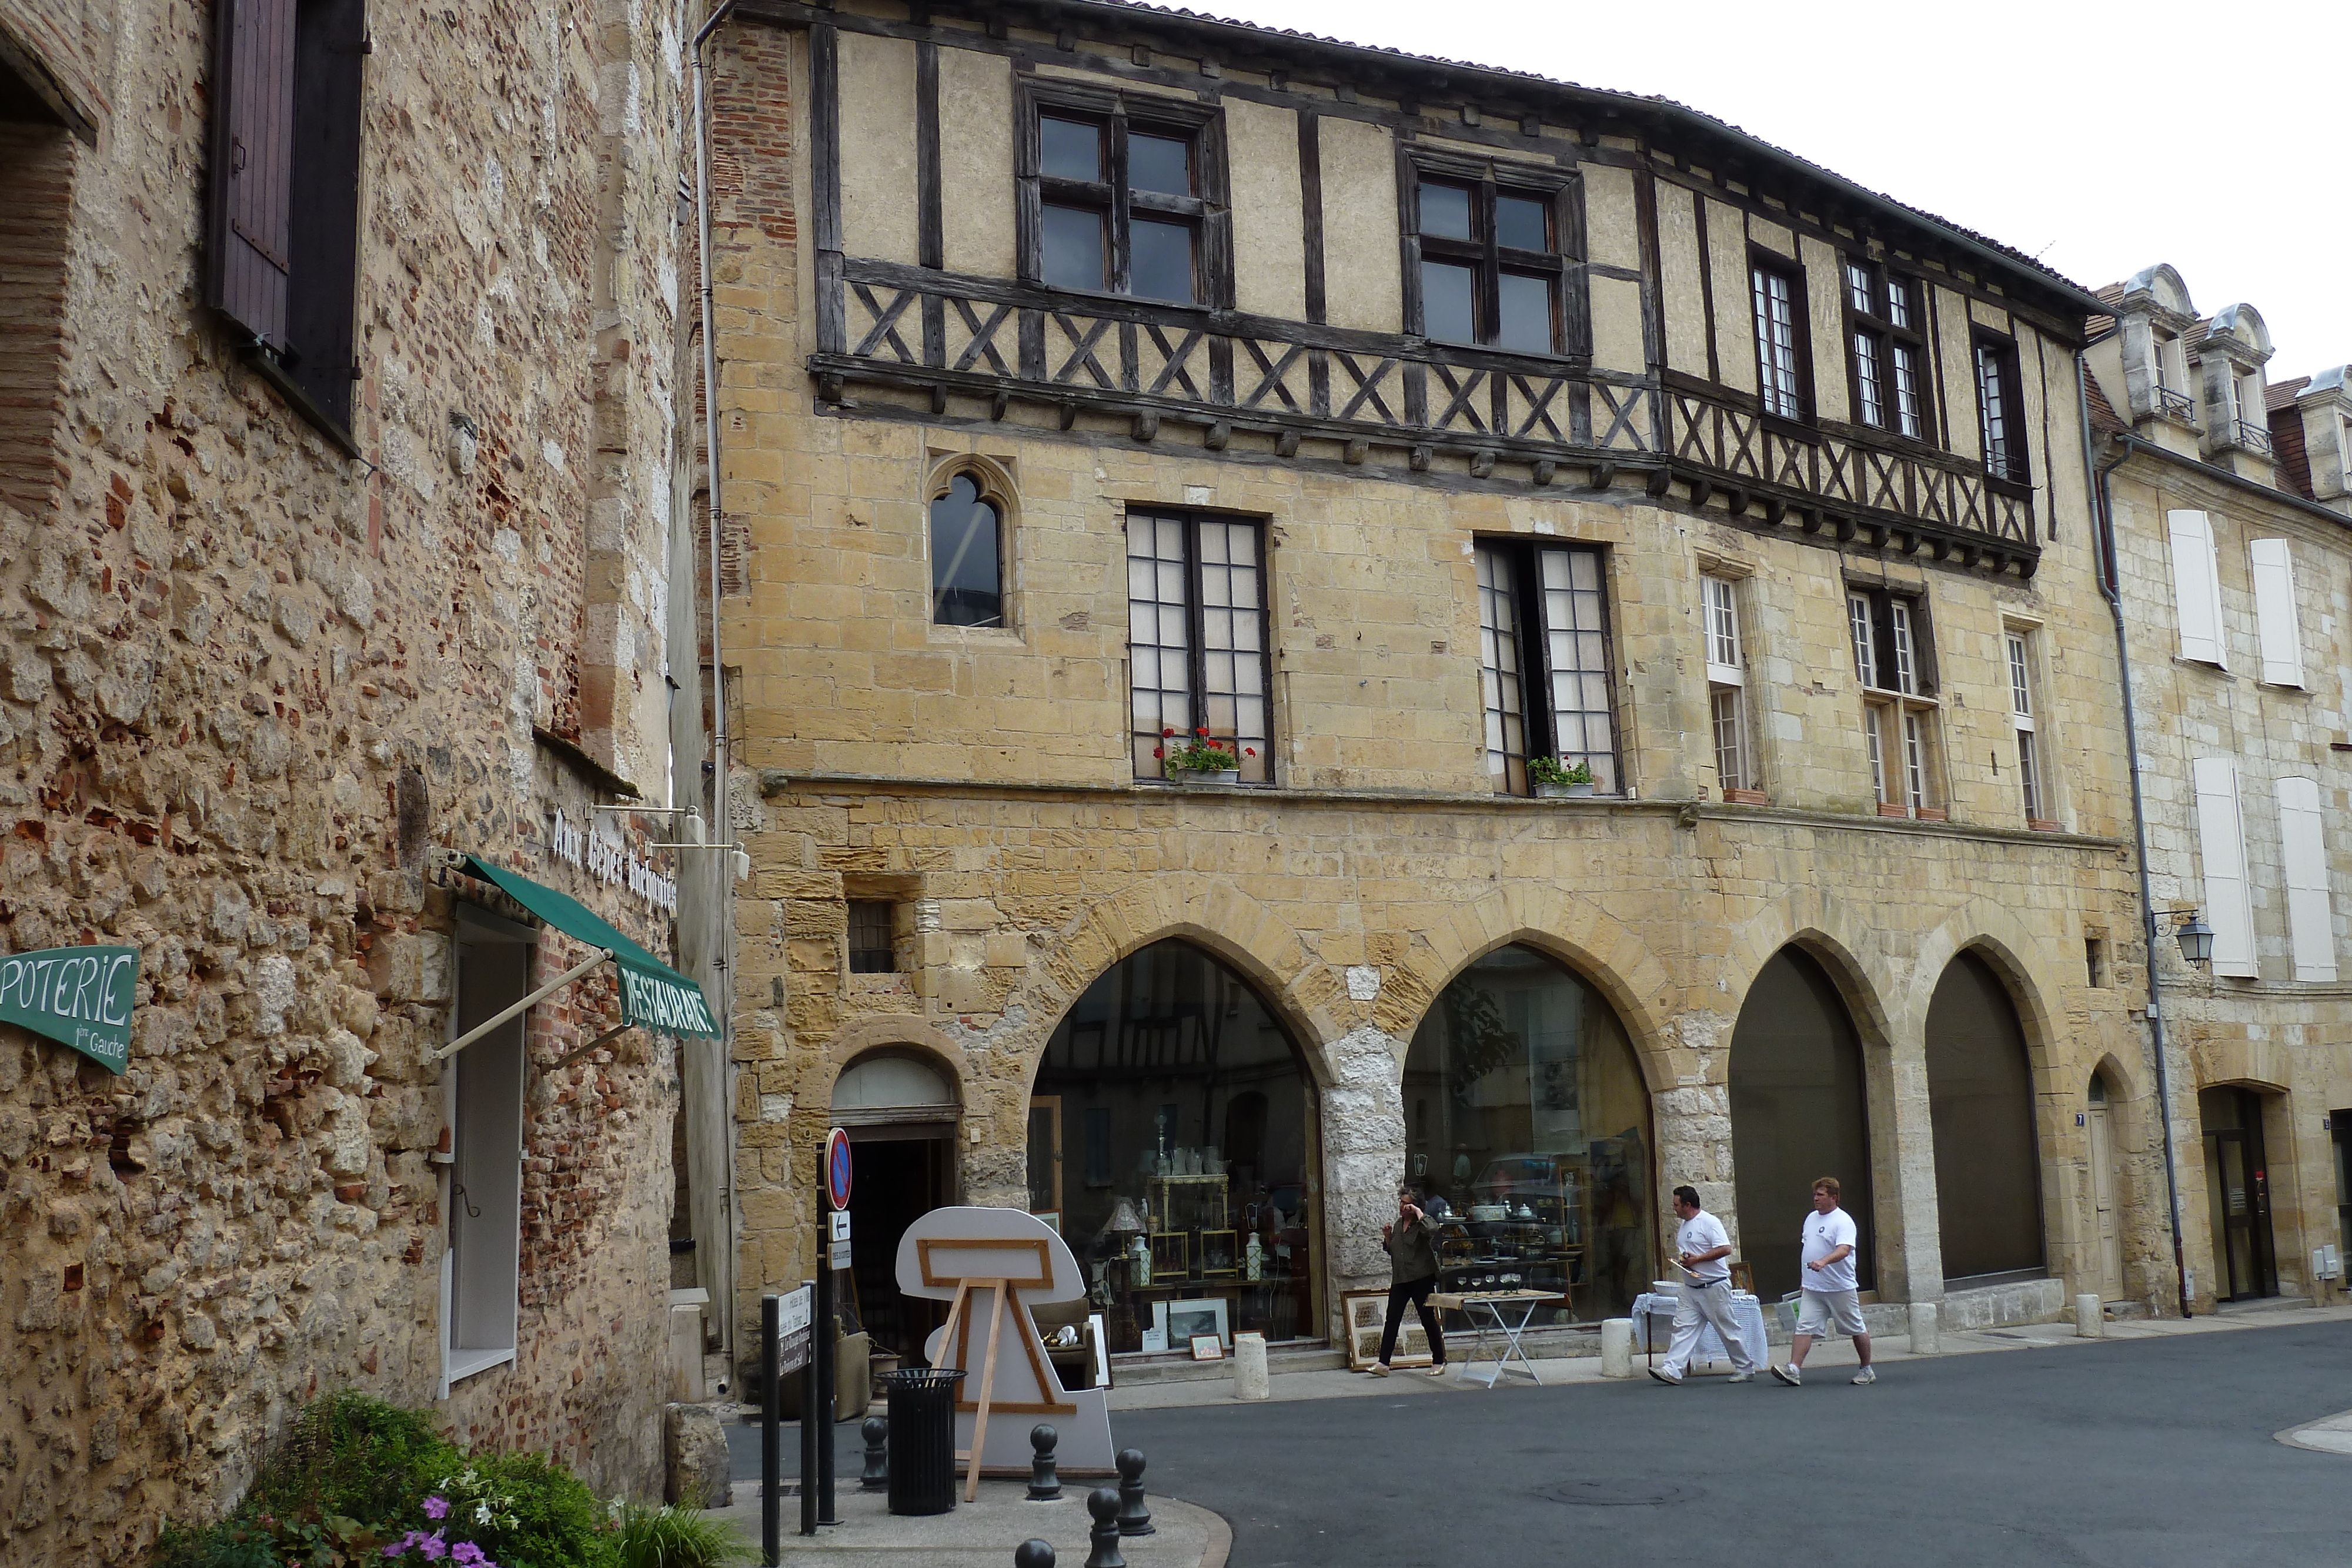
1474, 539, 1622, 797
847, 900, 898, 975
205, 0, 366, 453
1700, 573, 1760, 798
1397, 147, 1586, 358
1016, 79, 1230, 309
2006, 629, 2054, 828
1852, 584, 1943, 820
1839, 257, 1935, 446
1973, 330, 2030, 490
1126, 509, 1274, 784
1748, 247, 1814, 427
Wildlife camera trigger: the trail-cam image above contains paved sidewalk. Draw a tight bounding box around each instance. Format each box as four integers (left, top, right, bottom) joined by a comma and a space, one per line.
707, 1470, 1230, 1567
1107, 1298, 2352, 1410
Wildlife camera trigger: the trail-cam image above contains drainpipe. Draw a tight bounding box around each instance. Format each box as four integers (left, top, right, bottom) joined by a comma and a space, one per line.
2077, 357, 2193, 1319
689, 0, 742, 1357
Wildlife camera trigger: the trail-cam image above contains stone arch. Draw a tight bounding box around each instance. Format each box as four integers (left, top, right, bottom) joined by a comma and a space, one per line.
924, 451, 1018, 629
1902, 900, 2067, 1072
1718, 888, 1902, 1053
1382, 881, 1676, 1089
2191, 1037, 2295, 1094
2207, 302, 2273, 360
816, 1016, 973, 1108
2123, 263, 2196, 320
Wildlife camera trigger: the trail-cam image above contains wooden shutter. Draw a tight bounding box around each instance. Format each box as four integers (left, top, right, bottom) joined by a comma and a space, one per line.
2276, 776, 2336, 982
2166, 510, 2226, 667
2247, 538, 2305, 688
205, 0, 297, 346
282, 0, 368, 427
2191, 756, 2258, 978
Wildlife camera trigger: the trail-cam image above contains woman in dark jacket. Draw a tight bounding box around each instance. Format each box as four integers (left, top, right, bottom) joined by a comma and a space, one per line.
1373, 1183, 1448, 1377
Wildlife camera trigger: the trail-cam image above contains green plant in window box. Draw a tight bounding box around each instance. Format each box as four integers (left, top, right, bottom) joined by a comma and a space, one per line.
1155, 726, 1255, 783
1528, 757, 1595, 797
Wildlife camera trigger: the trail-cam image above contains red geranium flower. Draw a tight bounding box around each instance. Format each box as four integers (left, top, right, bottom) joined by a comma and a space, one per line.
1196, 727, 1210, 737
1153, 747, 1164, 758
1245, 747, 1257, 757
1162, 727, 1175, 737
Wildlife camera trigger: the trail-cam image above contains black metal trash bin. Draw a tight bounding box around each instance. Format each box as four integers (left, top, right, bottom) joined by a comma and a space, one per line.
880, 1368, 967, 1516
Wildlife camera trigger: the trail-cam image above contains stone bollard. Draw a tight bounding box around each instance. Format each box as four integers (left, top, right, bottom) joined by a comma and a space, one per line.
1016, 1540, 1055, 1568
1907, 1302, 1939, 1357
1232, 1332, 1271, 1400
1027, 1424, 1062, 1500
1114, 1448, 1154, 1537
860, 1415, 889, 1490
1600, 1318, 1634, 1378
1084, 1487, 1126, 1568
2074, 1293, 2104, 1338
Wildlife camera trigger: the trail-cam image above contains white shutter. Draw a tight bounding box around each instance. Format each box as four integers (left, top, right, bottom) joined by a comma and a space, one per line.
2247, 538, 2306, 688
2191, 757, 2258, 977
2276, 775, 2337, 982
2167, 510, 2227, 667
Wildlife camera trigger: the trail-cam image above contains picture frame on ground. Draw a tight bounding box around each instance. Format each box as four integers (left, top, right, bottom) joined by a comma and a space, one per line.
1154, 1296, 1231, 1350
1343, 1287, 1432, 1369
1089, 1312, 1112, 1388
1189, 1335, 1224, 1361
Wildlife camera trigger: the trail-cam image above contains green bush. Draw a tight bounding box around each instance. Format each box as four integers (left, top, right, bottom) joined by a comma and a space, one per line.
152, 1392, 731, 1568
612, 1502, 756, 1568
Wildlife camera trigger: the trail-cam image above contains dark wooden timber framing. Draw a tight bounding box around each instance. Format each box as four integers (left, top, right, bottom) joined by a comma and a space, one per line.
730, 0, 2104, 336
916, 41, 943, 269
1689, 187, 1721, 383
1297, 111, 1325, 325
810, 21, 844, 356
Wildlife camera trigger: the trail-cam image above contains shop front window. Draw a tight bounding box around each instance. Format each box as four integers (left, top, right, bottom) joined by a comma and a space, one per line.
1030, 940, 1318, 1353
1403, 945, 1655, 1324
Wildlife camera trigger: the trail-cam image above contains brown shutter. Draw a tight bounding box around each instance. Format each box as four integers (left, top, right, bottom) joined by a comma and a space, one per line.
205, 0, 296, 346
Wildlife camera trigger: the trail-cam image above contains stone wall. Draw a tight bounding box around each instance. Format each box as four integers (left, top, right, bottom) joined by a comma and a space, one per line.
0, 0, 694, 1560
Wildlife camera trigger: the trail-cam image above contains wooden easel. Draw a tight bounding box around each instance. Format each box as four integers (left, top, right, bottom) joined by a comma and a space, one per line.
935, 1278, 1004, 1503
915, 1232, 1078, 1500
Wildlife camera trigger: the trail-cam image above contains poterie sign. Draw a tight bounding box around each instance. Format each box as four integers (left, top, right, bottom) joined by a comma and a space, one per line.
0, 945, 140, 1074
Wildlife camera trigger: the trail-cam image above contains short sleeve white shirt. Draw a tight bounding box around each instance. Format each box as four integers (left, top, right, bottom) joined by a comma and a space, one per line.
1676, 1210, 1732, 1283
1800, 1206, 1859, 1293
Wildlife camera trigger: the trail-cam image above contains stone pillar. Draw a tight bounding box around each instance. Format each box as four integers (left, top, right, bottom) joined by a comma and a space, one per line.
1876, 1012, 1945, 1308
1318, 1025, 1409, 1336
2073, 1293, 2104, 1338
1232, 1332, 1271, 1400
1600, 1318, 1634, 1378
1906, 1301, 1938, 1356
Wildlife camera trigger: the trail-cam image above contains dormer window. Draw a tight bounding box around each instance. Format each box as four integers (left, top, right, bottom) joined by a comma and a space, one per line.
2148, 331, 2194, 423
2230, 370, 2273, 456
1973, 334, 2029, 485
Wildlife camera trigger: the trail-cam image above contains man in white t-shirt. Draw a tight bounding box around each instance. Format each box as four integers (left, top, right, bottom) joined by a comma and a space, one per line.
1647, 1185, 1757, 1386
1770, 1176, 1876, 1386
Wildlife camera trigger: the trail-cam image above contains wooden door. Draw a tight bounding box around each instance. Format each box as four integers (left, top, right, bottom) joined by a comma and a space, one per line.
2086, 1104, 2123, 1299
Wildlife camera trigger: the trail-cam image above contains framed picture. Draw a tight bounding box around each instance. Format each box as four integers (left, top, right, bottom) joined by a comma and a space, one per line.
1034, 1211, 1063, 1236
1139, 1323, 1167, 1355
1343, 1287, 1432, 1370
1197, 1229, 1240, 1276
1088, 1312, 1111, 1389
1154, 1296, 1231, 1350
1189, 1335, 1224, 1362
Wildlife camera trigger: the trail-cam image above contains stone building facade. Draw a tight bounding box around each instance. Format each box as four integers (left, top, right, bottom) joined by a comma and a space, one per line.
0, 0, 704, 1560
2086, 265, 2352, 1312
703, 0, 2169, 1377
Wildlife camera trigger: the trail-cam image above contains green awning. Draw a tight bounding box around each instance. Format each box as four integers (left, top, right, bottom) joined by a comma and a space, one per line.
457, 854, 720, 1039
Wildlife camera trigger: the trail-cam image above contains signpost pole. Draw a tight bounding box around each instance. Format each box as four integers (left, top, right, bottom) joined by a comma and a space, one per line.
817, 1140, 840, 1525
761, 1294, 780, 1566
800, 1278, 819, 1536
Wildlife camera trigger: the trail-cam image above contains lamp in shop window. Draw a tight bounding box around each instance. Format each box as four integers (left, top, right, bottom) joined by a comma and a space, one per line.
1097, 1197, 1147, 1244
2173, 908, 2215, 967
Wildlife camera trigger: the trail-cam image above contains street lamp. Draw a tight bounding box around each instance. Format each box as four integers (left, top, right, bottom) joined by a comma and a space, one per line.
2173, 908, 2215, 966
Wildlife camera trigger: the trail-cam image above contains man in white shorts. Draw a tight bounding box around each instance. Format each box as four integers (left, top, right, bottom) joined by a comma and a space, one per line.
1770, 1176, 1875, 1386
1647, 1185, 1756, 1386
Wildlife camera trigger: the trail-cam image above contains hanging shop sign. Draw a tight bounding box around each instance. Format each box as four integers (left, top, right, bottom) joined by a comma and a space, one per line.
546, 807, 678, 915
0, 945, 140, 1074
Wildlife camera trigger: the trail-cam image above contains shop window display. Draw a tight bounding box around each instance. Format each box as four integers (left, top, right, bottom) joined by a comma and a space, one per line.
1403, 945, 1655, 1323
1030, 940, 1318, 1353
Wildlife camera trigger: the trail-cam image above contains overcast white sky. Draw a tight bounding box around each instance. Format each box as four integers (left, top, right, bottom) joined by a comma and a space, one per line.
1205, 0, 2351, 380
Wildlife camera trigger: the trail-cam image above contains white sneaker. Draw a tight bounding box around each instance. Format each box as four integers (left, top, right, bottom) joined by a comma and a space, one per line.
1851, 1366, 1876, 1386
1770, 1365, 1801, 1386
1367, 1363, 1390, 1378
1727, 1371, 1754, 1383
1423, 1365, 1449, 1379
1647, 1366, 1683, 1386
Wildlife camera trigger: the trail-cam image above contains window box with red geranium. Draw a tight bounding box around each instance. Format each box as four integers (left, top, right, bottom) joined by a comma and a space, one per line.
1155, 727, 1256, 784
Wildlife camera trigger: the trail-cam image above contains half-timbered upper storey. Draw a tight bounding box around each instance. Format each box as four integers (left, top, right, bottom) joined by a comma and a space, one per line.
764, 0, 2107, 577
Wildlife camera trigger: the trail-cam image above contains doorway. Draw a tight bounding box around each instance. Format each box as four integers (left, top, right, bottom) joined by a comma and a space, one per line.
2085, 1072, 2124, 1300
2199, 1086, 2278, 1302
847, 1132, 954, 1363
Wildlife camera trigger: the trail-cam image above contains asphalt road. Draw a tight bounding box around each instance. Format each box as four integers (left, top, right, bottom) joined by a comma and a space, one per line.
1115, 1320, 2352, 1568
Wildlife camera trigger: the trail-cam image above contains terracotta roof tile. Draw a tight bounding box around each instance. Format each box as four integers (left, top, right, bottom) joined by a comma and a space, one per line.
2269, 398, 2314, 500
2085, 372, 2127, 440
2267, 376, 2310, 414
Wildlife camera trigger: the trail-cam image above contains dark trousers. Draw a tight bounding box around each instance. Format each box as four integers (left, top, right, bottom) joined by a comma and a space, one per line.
1379, 1274, 1445, 1366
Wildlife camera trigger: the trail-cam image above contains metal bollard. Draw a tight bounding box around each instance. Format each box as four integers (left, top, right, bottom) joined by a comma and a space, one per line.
1113, 1448, 1152, 1537
1083, 1487, 1126, 1568
860, 1415, 889, 1489
1027, 1423, 1062, 1500
1015, 1542, 1055, 1568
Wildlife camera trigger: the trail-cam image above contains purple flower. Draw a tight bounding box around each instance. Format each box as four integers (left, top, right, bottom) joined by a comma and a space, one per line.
419, 1535, 449, 1563
385, 1532, 446, 1561
423, 1496, 451, 1522
450, 1545, 492, 1567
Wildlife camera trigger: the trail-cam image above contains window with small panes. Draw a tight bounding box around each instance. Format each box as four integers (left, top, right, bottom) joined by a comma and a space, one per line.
1406, 155, 1579, 356
1847, 586, 1944, 819
1022, 85, 1225, 306
1842, 259, 1930, 442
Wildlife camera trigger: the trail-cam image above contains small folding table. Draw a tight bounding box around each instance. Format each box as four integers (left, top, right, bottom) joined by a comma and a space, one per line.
1430, 1289, 1563, 1388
